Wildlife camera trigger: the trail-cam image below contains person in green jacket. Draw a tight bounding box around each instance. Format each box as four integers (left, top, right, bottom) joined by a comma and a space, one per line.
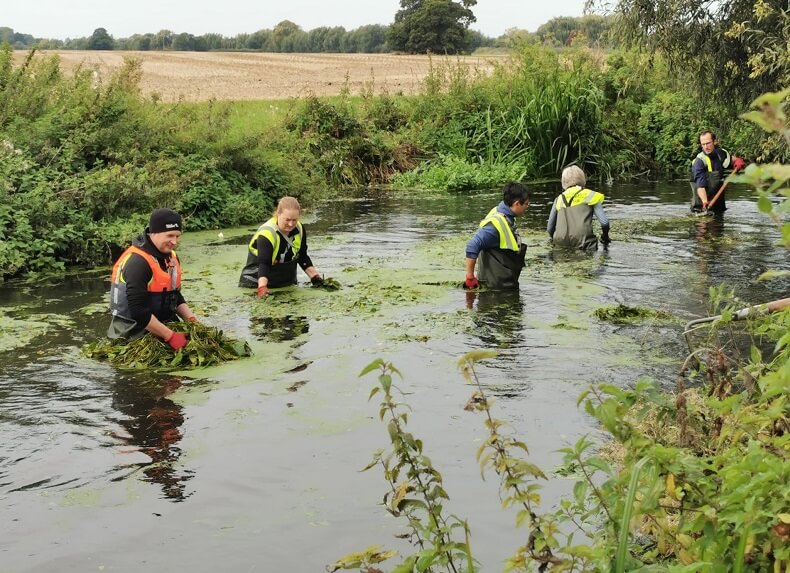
547, 165, 610, 250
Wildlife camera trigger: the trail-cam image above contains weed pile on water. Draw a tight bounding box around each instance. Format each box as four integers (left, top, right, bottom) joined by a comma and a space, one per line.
83, 321, 252, 369
592, 304, 673, 324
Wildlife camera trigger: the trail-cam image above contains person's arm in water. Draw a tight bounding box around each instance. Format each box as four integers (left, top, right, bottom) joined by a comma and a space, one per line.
546, 200, 558, 238
124, 254, 156, 328
464, 224, 500, 287
256, 235, 275, 292
593, 203, 610, 244
692, 158, 709, 208
123, 254, 192, 345
295, 227, 320, 282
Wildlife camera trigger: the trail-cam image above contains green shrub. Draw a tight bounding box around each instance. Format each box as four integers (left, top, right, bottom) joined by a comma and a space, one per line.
391, 154, 528, 191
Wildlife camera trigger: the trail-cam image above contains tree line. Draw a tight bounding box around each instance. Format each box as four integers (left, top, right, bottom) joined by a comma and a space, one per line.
1, 14, 614, 54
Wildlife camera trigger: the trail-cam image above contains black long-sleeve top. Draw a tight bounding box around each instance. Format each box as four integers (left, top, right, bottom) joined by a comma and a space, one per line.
255, 225, 313, 281
123, 232, 186, 326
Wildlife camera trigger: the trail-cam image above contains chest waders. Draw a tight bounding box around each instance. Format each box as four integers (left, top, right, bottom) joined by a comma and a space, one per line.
552, 187, 604, 250
477, 210, 525, 290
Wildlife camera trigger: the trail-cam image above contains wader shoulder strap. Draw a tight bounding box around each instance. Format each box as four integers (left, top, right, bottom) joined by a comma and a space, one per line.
561, 188, 584, 208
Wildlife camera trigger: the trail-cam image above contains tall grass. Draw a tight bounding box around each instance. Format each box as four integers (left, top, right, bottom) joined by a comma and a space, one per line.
396, 45, 612, 189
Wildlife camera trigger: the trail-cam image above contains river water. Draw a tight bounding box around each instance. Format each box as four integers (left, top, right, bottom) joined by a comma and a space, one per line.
0, 182, 786, 572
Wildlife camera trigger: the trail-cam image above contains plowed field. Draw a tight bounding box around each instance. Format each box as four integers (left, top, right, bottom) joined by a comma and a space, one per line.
14, 50, 504, 101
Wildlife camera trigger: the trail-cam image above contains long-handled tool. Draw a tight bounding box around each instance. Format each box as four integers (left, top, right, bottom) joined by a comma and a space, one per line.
683, 297, 790, 353
705, 165, 742, 212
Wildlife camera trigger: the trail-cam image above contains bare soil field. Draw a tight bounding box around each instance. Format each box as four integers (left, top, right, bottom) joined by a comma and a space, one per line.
12, 50, 506, 102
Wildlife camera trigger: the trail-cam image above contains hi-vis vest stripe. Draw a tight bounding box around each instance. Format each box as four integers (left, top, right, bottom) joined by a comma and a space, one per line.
554, 186, 605, 210
248, 216, 303, 264
479, 207, 519, 251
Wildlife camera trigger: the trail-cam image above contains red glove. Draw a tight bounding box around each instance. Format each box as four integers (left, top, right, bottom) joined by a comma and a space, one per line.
166, 331, 188, 351
732, 156, 746, 171
257, 285, 269, 298
463, 277, 479, 290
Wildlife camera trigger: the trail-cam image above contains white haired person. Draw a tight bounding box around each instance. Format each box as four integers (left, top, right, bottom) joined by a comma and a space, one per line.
547, 165, 610, 250
239, 196, 324, 297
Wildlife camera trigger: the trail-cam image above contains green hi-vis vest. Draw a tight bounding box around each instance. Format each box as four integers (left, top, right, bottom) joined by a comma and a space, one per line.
479, 207, 520, 251
248, 216, 304, 264
552, 186, 605, 250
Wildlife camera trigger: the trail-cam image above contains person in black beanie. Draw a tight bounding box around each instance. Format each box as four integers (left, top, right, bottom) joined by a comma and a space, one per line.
107, 208, 199, 350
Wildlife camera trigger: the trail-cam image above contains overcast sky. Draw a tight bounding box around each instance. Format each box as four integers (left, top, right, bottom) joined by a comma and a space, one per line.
6, 0, 589, 40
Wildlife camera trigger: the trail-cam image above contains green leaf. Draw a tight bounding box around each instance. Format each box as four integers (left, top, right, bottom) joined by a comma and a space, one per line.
359, 358, 384, 378
749, 345, 762, 365
757, 194, 774, 214
391, 556, 418, 573
415, 549, 439, 572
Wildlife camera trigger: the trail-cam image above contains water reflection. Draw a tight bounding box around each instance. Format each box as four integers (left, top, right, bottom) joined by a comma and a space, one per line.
250, 314, 310, 342
467, 289, 524, 349
544, 246, 608, 279
111, 375, 193, 502
691, 213, 725, 243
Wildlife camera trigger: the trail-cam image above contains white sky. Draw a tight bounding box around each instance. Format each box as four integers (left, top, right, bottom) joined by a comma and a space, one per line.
5, 0, 588, 40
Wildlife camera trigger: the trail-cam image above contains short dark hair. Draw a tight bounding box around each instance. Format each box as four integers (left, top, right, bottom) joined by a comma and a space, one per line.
502, 181, 530, 207
699, 130, 717, 142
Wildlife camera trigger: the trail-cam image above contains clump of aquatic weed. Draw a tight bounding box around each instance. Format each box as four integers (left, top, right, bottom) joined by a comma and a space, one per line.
83, 321, 252, 369
314, 277, 342, 291
593, 304, 673, 324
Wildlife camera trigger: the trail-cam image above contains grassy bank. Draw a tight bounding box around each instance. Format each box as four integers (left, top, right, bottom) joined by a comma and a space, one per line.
0, 43, 784, 279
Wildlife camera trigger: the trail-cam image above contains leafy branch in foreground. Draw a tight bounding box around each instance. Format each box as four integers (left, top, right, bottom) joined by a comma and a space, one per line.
330, 358, 474, 573
459, 351, 565, 571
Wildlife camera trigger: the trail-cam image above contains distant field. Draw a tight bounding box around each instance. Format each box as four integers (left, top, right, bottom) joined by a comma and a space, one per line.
12, 50, 506, 102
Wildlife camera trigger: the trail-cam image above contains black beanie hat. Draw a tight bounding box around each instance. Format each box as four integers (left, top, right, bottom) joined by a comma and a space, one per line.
149, 208, 182, 233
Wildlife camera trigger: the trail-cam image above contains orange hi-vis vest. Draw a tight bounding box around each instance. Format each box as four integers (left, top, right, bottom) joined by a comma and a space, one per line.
109, 245, 182, 324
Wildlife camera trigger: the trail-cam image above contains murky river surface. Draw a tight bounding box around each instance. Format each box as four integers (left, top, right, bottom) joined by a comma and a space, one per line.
1, 182, 787, 572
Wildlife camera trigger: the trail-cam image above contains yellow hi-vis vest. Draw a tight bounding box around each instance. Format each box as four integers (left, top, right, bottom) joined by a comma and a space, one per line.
553, 186, 605, 210
479, 207, 519, 251
691, 149, 731, 172
248, 216, 304, 264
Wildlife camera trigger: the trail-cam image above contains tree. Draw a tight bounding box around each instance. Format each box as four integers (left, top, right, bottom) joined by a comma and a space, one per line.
388, 0, 477, 54
87, 27, 114, 50
586, 0, 789, 107
171, 33, 196, 51
270, 20, 305, 52
152, 29, 173, 51
536, 15, 612, 47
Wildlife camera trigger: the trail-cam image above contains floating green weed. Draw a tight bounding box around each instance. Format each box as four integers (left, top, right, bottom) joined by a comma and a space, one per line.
593, 304, 673, 324
82, 321, 251, 369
